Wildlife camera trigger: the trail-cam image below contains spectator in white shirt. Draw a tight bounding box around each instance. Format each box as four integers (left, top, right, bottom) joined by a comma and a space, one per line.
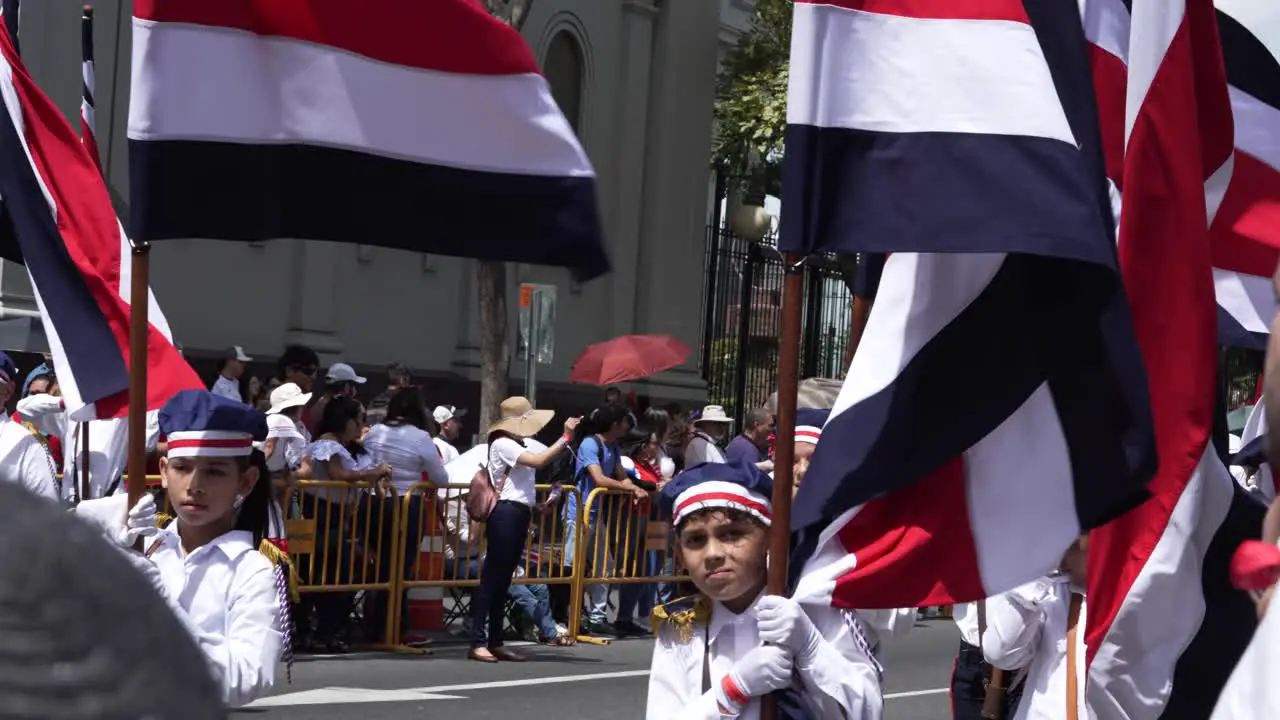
210, 346, 253, 403
258, 383, 311, 539
432, 405, 466, 463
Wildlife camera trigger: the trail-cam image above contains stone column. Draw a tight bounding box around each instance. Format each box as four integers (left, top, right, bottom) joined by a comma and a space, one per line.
285, 240, 344, 358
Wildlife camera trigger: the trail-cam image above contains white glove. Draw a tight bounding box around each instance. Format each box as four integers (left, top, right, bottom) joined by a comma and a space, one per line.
756, 595, 823, 668
74, 493, 159, 547
123, 493, 160, 546
718, 645, 794, 713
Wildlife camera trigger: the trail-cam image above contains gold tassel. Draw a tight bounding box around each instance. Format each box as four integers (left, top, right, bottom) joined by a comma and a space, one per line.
155, 512, 174, 528
650, 594, 711, 644
257, 539, 301, 603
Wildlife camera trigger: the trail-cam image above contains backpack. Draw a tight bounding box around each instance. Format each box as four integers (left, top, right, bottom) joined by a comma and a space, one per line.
466, 446, 509, 522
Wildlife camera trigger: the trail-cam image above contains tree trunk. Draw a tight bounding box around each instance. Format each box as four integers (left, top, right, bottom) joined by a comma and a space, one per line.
477, 260, 509, 432
477, 1, 534, 431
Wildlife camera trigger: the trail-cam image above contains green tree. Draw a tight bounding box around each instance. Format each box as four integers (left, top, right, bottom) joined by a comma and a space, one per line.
712, 0, 792, 196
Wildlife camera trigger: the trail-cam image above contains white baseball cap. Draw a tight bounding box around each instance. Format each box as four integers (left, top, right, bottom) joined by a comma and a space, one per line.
326, 362, 367, 384
433, 405, 467, 424
227, 345, 253, 362
267, 383, 312, 415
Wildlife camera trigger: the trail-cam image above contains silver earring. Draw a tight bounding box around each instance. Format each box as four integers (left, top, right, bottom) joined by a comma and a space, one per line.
233, 494, 245, 511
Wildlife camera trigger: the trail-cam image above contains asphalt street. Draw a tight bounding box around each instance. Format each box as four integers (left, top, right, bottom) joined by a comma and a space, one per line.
240, 617, 959, 719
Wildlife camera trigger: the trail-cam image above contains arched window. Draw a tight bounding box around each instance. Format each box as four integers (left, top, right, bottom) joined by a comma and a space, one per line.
543, 31, 584, 134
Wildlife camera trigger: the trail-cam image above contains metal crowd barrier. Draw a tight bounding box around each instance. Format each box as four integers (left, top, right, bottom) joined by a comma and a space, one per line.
567, 487, 687, 644
113, 475, 690, 652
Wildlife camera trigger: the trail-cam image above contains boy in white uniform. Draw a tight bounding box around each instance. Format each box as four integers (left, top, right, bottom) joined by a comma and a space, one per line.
645, 458, 882, 719
0, 353, 58, 499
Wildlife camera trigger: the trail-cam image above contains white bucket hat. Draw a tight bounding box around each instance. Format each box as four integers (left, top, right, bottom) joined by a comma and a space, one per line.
694, 405, 734, 427
267, 382, 312, 415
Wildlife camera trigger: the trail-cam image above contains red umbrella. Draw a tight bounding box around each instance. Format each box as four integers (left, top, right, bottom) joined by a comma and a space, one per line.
570, 334, 691, 386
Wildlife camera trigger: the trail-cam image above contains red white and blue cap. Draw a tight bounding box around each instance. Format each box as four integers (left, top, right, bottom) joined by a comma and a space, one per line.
795, 408, 830, 446
660, 457, 774, 527
160, 390, 267, 459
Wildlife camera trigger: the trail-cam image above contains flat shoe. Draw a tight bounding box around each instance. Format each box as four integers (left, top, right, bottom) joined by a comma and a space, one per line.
468, 648, 499, 663
491, 647, 527, 662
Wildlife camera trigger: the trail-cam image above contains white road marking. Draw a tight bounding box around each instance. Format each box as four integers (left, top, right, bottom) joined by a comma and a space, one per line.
249, 669, 949, 708
247, 670, 650, 707
885, 687, 950, 700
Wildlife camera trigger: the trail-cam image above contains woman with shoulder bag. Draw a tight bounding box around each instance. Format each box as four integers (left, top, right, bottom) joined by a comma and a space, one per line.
469, 396, 579, 664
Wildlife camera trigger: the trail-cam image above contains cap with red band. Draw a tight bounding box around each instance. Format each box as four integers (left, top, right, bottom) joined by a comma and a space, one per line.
660, 457, 774, 527
159, 390, 267, 459
795, 408, 830, 447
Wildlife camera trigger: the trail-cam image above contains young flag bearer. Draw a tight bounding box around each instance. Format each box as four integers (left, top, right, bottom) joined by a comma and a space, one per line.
75, 390, 286, 707
646, 458, 882, 719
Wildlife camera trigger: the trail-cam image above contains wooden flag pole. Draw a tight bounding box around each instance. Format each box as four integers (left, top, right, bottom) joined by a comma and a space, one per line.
79, 421, 89, 500
125, 241, 150, 512
761, 253, 806, 720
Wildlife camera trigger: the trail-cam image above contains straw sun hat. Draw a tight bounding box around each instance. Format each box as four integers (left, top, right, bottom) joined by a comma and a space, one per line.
488, 396, 555, 437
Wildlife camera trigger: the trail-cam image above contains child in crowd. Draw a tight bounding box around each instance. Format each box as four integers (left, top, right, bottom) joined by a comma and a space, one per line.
76, 390, 287, 708
645, 458, 883, 719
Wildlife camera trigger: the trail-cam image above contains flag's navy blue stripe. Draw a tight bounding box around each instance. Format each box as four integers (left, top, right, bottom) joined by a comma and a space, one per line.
129, 138, 611, 282
1217, 304, 1268, 351
778, 126, 1114, 268
1217, 10, 1280, 111
2, 0, 17, 57
792, 254, 1146, 533
853, 253, 883, 299
0, 88, 128, 403
81, 9, 94, 107
1161, 483, 1264, 719
1230, 435, 1265, 468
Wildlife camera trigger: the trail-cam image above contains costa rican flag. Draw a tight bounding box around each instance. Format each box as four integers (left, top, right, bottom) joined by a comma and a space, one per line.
127, 0, 609, 281
782, 0, 1156, 609
1083, 1, 1270, 717
0, 10, 202, 421
80, 5, 101, 173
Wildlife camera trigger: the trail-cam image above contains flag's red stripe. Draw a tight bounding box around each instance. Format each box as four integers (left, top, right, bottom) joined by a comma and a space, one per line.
1089, 44, 1129, 190
1212, 152, 1280, 270
831, 457, 983, 608
1086, 3, 1229, 665
132, 0, 540, 77
794, 0, 1028, 23
0, 31, 202, 417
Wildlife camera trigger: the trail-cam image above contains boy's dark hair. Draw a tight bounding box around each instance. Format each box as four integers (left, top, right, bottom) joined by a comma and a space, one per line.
585, 404, 632, 436
387, 362, 412, 386
277, 345, 319, 381
674, 506, 764, 536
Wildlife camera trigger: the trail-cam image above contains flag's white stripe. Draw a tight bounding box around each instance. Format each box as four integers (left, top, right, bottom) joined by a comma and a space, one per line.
830, 253, 1004, 416
1123, 0, 1185, 148
1083, 0, 1132, 64
116, 217, 174, 341
1229, 87, 1280, 171
128, 19, 593, 179
965, 383, 1078, 593
1238, 400, 1274, 501
1215, 268, 1273, 335
1088, 445, 1235, 720
786, 4, 1076, 144
81, 57, 95, 133
1216, 1, 1280, 62
1211, 572, 1280, 718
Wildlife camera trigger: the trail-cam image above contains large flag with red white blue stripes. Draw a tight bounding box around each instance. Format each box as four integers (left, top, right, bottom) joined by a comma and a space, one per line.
126, 0, 609, 281
0, 8, 201, 421
782, 0, 1156, 610
1083, 1, 1267, 717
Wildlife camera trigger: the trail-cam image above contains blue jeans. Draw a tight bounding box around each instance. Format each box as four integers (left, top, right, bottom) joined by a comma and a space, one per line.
470, 501, 530, 649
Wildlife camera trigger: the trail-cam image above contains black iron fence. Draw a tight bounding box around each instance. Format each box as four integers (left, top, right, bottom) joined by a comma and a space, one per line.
700, 226, 853, 428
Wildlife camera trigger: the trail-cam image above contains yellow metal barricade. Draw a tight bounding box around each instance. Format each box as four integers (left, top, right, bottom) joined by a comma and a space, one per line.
390, 482, 580, 644
569, 487, 689, 644
287, 480, 408, 651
